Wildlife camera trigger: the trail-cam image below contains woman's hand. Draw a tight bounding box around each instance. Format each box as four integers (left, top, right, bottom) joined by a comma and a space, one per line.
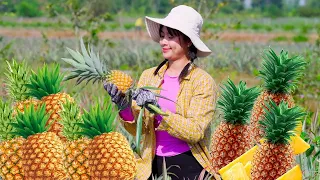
103, 81, 131, 110
132, 88, 160, 113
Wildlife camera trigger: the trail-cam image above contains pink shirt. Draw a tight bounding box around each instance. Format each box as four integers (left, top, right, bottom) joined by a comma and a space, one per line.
119, 72, 190, 157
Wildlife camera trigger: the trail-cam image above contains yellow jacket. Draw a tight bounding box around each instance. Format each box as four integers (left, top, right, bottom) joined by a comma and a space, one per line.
121, 62, 219, 180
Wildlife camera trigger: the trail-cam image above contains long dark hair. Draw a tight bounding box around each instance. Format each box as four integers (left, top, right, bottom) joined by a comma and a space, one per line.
153, 25, 198, 83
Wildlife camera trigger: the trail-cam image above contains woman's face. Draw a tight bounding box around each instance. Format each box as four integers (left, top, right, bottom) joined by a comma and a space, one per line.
159, 26, 190, 61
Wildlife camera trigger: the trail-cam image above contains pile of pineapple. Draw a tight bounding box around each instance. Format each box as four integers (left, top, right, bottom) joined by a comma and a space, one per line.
210, 49, 310, 180
0, 38, 312, 180
0, 60, 137, 179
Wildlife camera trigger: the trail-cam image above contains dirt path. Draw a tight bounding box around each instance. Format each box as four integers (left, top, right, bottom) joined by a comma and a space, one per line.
0, 28, 318, 43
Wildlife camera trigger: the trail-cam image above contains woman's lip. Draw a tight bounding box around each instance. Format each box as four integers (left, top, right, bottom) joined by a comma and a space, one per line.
162, 48, 170, 52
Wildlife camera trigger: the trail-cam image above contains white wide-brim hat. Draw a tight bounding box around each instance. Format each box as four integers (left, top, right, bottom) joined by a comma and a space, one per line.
145, 5, 212, 57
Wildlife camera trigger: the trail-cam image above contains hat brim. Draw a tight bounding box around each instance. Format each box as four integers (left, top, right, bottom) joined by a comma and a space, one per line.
145, 16, 212, 57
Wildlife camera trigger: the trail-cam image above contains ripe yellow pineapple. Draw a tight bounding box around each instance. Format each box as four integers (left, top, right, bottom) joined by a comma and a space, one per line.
4, 60, 41, 114
75, 96, 136, 179
250, 48, 306, 145
9, 104, 67, 179
61, 39, 134, 92
60, 100, 91, 179
61, 38, 165, 114
25, 64, 74, 141
210, 79, 260, 172
0, 100, 24, 180
251, 100, 306, 180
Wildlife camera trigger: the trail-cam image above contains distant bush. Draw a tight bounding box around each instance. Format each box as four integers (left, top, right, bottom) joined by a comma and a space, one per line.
252, 23, 263, 30
15, 0, 42, 17
297, 6, 320, 17
264, 4, 284, 18
272, 36, 289, 42
293, 34, 309, 42
124, 23, 135, 30
300, 25, 311, 34
282, 24, 295, 31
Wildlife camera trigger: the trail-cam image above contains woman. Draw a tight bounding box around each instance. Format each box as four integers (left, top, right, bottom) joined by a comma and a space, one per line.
104, 5, 218, 180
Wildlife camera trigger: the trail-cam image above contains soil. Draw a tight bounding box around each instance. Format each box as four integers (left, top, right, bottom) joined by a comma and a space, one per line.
0, 28, 318, 43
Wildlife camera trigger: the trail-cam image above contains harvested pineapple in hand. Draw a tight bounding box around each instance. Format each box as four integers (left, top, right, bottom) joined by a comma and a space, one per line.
61, 38, 166, 115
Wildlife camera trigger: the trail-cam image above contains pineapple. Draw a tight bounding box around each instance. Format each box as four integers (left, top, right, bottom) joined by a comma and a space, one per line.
4, 60, 41, 114
25, 64, 74, 141
61, 39, 133, 93
76, 96, 136, 179
60, 100, 91, 180
211, 79, 260, 172
251, 99, 306, 180
0, 100, 24, 180
250, 48, 306, 145
9, 104, 67, 179
61, 38, 166, 114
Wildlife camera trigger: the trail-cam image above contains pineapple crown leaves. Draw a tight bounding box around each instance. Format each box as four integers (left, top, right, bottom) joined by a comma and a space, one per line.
75, 96, 118, 139
59, 100, 84, 140
259, 48, 306, 94
217, 79, 260, 125
0, 100, 18, 140
260, 99, 306, 145
24, 63, 64, 99
9, 103, 51, 139
4, 59, 32, 101
61, 38, 108, 85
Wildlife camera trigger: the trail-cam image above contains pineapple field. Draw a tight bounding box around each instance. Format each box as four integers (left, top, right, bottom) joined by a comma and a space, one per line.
1, 0, 320, 179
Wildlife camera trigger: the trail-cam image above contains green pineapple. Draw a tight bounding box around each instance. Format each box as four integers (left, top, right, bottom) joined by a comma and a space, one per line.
251, 100, 306, 179
4, 60, 41, 114
0, 100, 25, 180
60, 101, 91, 179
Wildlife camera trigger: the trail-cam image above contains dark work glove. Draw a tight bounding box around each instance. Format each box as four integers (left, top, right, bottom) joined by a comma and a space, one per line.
103, 81, 130, 110
132, 88, 160, 113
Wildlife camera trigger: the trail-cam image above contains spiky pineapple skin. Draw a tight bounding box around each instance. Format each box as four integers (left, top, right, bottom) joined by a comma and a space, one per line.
89, 132, 136, 179
13, 99, 41, 115
41, 92, 74, 142
64, 138, 91, 180
108, 70, 133, 92
250, 91, 295, 145
0, 137, 24, 180
23, 132, 67, 179
211, 122, 251, 173
251, 142, 295, 180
